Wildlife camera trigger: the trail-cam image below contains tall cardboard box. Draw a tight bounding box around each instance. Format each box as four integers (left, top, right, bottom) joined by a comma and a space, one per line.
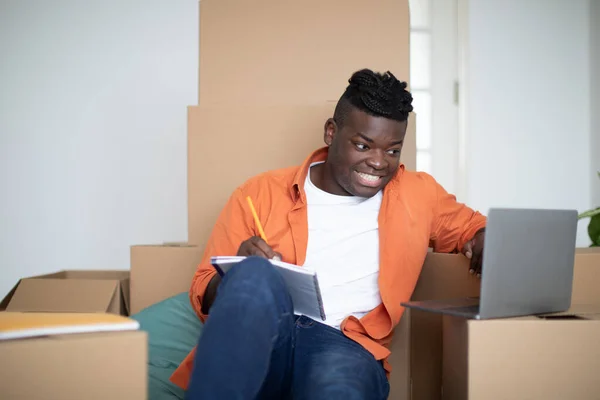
198, 0, 410, 105
135, 0, 418, 398
442, 308, 600, 400
1, 270, 131, 316
186, 104, 417, 247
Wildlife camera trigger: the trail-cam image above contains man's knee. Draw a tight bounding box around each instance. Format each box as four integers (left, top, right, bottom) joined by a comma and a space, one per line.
227, 256, 283, 286
220, 256, 291, 310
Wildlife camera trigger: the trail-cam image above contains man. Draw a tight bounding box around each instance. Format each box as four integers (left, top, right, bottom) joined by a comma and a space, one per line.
171, 69, 486, 399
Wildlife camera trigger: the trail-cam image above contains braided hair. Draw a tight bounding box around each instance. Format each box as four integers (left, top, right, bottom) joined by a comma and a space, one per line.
333, 69, 413, 127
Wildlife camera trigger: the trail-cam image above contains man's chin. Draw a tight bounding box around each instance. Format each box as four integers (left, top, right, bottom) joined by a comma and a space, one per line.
349, 184, 382, 198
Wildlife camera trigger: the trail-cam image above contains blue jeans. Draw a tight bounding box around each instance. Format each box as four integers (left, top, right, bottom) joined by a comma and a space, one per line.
185, 257, 390, 400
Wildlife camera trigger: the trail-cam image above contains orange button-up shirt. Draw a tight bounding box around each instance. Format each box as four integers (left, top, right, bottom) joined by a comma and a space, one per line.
170, 147, 486, 389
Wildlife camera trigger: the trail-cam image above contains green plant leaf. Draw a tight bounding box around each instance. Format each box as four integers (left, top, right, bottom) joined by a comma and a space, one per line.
579, 207, 600, 220
589, 214, 600, 246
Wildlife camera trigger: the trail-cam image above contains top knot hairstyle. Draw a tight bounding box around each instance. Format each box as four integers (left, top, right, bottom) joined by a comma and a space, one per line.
333, 69, 413, 127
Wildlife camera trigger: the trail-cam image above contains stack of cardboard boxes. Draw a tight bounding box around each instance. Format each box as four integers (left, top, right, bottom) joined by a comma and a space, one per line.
2, 1, 599, 399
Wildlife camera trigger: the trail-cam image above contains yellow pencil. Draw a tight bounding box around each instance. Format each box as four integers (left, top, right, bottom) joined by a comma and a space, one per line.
246, 196, 268, 244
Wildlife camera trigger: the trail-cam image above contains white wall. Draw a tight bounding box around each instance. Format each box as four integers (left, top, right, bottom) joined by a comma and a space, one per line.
1, 0, 596, 300
464, 0, 593, 246
592, 0, 600, 208
0, 1, 198, 298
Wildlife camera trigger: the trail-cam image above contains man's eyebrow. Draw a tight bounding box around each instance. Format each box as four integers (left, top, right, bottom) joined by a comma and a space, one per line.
356, 132, 403, 146
356, 132, 374, 143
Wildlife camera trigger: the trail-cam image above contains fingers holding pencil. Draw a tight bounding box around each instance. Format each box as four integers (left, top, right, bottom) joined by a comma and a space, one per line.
237, 236, 282, 261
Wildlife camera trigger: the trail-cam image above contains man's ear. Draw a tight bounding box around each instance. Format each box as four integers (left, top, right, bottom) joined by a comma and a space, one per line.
324, 118, 337, 146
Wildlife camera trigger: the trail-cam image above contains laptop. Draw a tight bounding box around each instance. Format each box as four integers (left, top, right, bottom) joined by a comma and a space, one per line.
401, 208, 578, 320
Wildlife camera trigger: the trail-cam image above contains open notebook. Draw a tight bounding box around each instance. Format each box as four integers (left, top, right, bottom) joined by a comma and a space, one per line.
0, 312, 140, 341
211, 256, 326, 321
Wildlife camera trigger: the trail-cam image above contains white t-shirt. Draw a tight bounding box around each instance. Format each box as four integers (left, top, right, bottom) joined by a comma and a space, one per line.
303, 162, 383, 329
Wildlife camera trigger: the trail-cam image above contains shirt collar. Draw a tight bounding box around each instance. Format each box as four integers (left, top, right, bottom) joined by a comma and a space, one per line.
290, 147, 328, 202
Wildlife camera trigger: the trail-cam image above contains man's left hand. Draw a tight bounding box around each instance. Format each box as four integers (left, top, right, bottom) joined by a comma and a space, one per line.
462, 229, 485, 277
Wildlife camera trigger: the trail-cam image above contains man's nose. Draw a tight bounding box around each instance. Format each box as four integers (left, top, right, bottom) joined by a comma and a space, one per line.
366, 150, 387, 170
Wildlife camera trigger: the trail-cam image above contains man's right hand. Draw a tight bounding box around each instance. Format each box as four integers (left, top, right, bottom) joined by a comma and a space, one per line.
237, 236, 282, 261
203, 237, 282, 315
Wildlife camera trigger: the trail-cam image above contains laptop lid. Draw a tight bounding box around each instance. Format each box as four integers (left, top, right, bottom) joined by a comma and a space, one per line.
478, 208, 578, 319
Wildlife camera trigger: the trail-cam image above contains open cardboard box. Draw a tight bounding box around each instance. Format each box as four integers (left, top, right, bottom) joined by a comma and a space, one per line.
130, 245, 600, 400
0, 270, 130, 316
442, 304, 600, 400
0, 271, 145, 398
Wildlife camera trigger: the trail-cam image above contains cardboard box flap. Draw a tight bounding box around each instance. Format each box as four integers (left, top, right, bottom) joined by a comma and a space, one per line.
62, 270, 130, 314
536, 304, 600, 320
121, 277, 131, 315
0, 281, 20, 311
60, 270, 129, 280
28, 272, 66, 279
5, 279, 118, 313
1, 271, 77, 311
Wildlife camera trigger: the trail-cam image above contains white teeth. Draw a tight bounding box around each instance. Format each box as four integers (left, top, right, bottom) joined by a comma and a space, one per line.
357, 172, 381, 182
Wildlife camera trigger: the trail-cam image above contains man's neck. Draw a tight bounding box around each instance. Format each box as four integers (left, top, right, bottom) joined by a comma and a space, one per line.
309, 162, 352, 196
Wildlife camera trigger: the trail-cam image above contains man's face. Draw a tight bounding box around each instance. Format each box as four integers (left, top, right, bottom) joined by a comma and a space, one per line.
323, 107, 407, 198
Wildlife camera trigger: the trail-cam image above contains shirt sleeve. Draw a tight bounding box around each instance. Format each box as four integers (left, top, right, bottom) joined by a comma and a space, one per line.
428, 176, 487, 253
189, 187, 254, 322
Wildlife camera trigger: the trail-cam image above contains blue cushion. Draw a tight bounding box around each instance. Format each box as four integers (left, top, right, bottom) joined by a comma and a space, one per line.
131, 293, 203, 400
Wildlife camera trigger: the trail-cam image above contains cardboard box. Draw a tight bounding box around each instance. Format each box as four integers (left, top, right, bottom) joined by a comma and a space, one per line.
130, 244, 203, 315
186, 104, 417, 247
198, 0, 410, 105
414, 248, 600, 400
0, 270, 130, 316
571, 247, 600, 304
389, 253, 481, 400
442, 307, 600, 400
187, 104, 330, 246
0, 330, 147, 399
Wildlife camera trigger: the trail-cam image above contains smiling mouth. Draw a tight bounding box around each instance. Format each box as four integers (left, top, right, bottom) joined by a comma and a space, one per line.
355, 171, 383, 187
